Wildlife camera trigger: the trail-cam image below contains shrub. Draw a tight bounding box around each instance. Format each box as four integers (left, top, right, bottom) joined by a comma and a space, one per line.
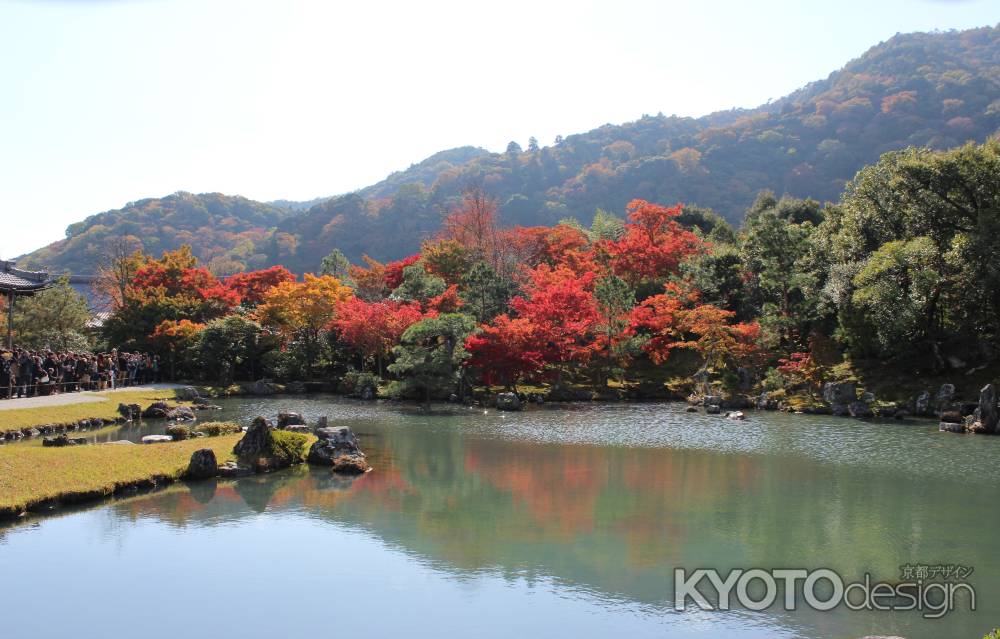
762, 368, 787, 391
270, 430, 308, 465
195, 421, 242, 437
165, 424, 191, 441
338, 371, 379, 398
261, 349, 300, 382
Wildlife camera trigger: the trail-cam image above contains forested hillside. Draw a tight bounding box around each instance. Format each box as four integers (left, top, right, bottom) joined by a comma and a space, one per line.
20, 26, 1000, 275
21, 192, 294, 274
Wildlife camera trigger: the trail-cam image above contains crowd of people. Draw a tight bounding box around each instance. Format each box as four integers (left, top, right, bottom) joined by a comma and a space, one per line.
0, 348, 160, 399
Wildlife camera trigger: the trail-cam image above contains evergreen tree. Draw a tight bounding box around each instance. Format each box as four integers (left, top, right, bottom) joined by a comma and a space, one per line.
460, 260, 515, 322
12, 277, 92, 351
387, 314, 476, 404
319, 248, 351, 280
392, 263, 446, 305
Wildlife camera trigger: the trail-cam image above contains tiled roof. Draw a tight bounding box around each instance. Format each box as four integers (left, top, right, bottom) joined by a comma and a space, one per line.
85, 311, 111, 329
0, 260, 50, 293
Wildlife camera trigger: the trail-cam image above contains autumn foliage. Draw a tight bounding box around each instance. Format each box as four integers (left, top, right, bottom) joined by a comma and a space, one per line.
331, 298, 428, 372
630, 283, 759, 368
224, 266, 295, 306
106, 188, 766, 396
600, 200, 702, 284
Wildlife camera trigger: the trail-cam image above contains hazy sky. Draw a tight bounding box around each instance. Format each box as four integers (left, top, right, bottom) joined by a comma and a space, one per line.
1, 0, 996, 258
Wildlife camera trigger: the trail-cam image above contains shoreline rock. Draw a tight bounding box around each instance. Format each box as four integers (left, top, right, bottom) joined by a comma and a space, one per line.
233, 417, 274, 458
232, 415, 307, 473
186, 449, 218, 479
142, 402, 171, 419
939, 421, 965, 433
496, 393, 522, 411
42, 434, 87, 447
308, 426, 371, 474
277, 411, 305, 428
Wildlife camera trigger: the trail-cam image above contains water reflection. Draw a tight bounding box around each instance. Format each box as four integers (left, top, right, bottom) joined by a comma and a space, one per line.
2, 399, 998, 639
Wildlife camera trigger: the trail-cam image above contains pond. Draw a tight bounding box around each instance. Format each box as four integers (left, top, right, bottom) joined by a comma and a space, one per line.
1, 396, 998, 638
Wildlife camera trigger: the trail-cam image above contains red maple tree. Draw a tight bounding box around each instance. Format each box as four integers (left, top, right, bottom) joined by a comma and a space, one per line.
330, 298, 428, 375
224, 265, 296, 306
600, 199, 702, 284
464, 315, 546, 389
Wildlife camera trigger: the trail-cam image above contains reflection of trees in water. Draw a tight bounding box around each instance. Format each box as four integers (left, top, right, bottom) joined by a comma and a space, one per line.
186, 478, 218, 505
233, 469, 306, 513
98, 417, 999, 630
315, 426, 973, 594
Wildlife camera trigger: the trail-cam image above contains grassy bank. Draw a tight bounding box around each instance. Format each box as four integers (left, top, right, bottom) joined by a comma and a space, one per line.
0, 389, 186, 432
0, 434, 242, 517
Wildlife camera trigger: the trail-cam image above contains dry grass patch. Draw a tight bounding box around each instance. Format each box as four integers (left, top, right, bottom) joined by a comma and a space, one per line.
0, 434, 242, 516
0, 389, 187, 432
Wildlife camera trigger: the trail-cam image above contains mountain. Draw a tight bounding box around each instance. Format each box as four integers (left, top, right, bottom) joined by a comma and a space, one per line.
21, 192, 295, 274
20, 25, 1000, 275
267, 196, 333, 212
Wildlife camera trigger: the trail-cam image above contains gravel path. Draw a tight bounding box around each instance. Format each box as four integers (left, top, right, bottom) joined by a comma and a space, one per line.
0, 384, 187, 411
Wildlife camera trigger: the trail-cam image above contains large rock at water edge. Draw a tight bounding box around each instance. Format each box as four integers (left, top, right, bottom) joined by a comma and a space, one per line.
142, 402, 171, 419
308, 426, 370, 473
166, 406, 196, 421
914, 390, 931, 415
848, 400, 873, 418
217, 461, 254, 478
233, 417, 274, 458
178, 387, 201, 401
822, 381, 856, 406
186, 449, 218, 479
315, 426, 358, 447
978, 383, 998, 434
249, 379, 279, 395
277, 411, 305, 427
756, 391, 778, 410
330, 453, 371, 475
142, 434, 174, 444
496, 392, 522, 411
166, 424, 191, 440
42, 434, 87, 447
935, 383, 955, 412
117, 403, 141, 421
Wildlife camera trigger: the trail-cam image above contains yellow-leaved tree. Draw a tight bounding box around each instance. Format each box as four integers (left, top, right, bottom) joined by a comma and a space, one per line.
255, 274, 353, 375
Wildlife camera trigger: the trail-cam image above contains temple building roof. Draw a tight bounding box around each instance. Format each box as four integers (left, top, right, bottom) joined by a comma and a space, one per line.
0, 260, 51, 294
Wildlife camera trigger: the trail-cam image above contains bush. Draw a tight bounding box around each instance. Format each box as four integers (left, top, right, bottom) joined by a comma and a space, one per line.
194, 421, 242, 437
983, 631, 1000, 639
762, 368, 787, 391
270, 430, 308, 465
261, 349, 299, 382
338, 371, 379, 398
165, 424, 191, 441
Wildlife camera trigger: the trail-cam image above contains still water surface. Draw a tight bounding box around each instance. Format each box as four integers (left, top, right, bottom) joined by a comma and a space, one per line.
1, 397, 997, 638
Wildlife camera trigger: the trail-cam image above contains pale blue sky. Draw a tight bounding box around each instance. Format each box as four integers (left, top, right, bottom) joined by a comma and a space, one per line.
0, 0, 997, 258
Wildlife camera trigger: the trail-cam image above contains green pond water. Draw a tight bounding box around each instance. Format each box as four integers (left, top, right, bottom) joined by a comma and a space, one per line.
1, 396, 998, 638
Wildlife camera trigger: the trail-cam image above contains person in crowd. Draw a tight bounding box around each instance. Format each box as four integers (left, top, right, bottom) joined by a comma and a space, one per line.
0, 346, 160, 400
17, 350, 34, 398
1, 350, 11, 399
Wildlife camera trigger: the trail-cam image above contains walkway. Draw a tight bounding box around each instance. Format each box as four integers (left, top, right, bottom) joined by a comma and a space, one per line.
0, 384, 187, 411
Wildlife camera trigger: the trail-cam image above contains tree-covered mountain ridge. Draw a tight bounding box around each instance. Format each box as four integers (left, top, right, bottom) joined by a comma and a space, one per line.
20, 25, 1000, 275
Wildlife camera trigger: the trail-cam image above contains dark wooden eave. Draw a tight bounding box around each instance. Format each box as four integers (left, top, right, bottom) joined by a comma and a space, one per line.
0, 260, 51, 294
